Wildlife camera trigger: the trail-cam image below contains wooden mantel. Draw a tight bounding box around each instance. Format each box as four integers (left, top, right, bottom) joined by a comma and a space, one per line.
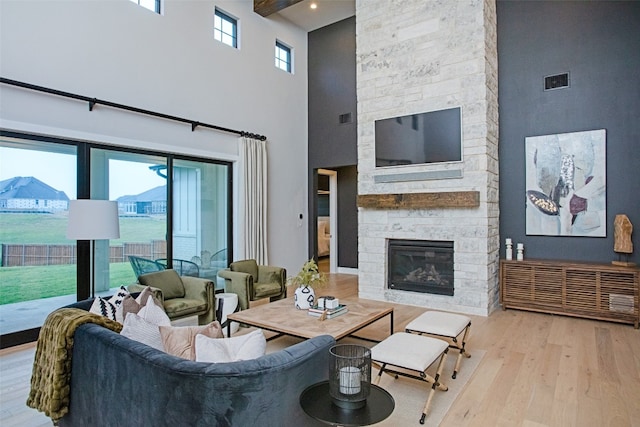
357, 191, 480, 209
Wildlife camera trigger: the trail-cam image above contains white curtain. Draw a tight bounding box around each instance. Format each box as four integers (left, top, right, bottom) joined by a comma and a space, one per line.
239, 136, 268, 264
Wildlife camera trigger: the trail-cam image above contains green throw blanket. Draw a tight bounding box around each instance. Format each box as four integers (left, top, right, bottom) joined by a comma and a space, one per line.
26, 307, 123, 423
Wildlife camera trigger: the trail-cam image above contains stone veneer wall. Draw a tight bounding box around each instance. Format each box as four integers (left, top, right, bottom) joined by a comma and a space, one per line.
356, 0, 500, 316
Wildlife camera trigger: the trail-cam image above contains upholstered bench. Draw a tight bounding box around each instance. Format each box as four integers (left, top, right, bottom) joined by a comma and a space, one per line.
371, 332, 449, 425
405, 311, 471, 379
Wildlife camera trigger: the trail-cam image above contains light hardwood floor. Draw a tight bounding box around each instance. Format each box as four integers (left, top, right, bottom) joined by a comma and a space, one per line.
1, 273, 639, 426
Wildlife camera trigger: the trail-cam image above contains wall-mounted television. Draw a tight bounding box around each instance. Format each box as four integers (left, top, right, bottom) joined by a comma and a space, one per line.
375, 107, 462, 167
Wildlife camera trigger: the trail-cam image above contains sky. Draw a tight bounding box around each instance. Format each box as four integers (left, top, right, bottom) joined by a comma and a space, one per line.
0, 147, 166, 200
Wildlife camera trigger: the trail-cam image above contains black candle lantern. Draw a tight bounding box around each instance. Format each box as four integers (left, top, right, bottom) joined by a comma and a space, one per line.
329, 344, 372, 409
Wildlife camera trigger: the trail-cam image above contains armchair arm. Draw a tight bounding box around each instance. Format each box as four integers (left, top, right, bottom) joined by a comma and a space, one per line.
127, 283, 165, 304
257, 265, 287, 294
218, 269, 253, 310
181, 276, 215, 303
181, 276, 216, 324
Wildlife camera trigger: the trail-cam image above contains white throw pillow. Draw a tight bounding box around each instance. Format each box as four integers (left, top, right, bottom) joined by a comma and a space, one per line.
120, 296, 171, 350
89, 286, 130, 323
120, 313, 166, 350
195, 329, 266, 363
111, 286, 130, 323
111, 285, 130, 301
121, 287, 162, 320
136, 296, 171, 325
89, 297, 118, 321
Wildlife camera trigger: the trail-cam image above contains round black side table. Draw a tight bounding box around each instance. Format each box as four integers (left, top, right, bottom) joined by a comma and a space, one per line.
300, 381, 395, 426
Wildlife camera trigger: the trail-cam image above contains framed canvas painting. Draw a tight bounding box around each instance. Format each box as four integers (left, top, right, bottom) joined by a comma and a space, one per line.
525, 129, 606, 237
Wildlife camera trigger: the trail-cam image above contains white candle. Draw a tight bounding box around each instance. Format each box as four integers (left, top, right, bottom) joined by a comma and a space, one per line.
339, 366, 361, 395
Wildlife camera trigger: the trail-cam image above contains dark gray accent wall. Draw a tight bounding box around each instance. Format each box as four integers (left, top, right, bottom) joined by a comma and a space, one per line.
308, 17, 357, 168
498, 1, 640, 264
335, 165, 358, 268
308, 17, 358, 268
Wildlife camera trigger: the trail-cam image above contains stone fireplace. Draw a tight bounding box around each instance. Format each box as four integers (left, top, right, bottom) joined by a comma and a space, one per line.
355, 0, 500, 316
387, 239, 454, 296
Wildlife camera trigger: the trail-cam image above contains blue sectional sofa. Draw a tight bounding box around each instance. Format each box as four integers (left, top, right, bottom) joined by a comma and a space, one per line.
57, 299, 334, 427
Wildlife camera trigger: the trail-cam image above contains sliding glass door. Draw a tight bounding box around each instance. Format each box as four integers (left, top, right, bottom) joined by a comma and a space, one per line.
172, 159, 229, 288
90, 148, 168, 294
0, 137, 78, 338
0, 133, 232, 348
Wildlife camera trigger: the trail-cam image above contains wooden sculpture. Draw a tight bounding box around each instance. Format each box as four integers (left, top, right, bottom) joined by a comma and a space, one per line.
613, 214, 635, 266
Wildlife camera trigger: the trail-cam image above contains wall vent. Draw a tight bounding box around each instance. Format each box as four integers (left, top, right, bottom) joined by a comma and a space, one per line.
338, 112, 352, 124
544, 72, 570, 91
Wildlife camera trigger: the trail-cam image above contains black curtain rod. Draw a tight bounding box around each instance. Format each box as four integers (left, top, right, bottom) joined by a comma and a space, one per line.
0, 77, 267, 141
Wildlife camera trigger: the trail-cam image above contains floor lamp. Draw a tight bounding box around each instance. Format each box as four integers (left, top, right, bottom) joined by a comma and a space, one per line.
67, 200, 120, 297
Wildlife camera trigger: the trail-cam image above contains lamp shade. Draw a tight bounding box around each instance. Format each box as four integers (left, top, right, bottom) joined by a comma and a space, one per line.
67, 200, 120, 240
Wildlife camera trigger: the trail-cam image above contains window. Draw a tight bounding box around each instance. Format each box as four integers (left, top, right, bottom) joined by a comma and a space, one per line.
0, 133, 232, 346
130, 0, 161, 14
214, 8, 237, 48
275, 41, 292, 73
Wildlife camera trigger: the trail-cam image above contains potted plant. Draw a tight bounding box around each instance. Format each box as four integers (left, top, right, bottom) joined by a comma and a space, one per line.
289, 258, 326, 309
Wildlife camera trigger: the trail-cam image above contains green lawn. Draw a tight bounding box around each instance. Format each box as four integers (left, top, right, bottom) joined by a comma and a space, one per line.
0, 263, 137, 304
0, 213, 165, 304
0, 212, 166, 245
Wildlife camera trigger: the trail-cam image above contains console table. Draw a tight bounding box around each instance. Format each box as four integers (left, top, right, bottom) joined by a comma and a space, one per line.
500, 259, 639, 328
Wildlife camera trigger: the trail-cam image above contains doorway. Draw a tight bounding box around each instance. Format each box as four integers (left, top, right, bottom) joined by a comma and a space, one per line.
317, 169, 337, 273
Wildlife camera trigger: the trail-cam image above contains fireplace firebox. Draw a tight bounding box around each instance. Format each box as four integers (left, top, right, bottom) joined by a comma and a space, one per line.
387, 239, 454, 296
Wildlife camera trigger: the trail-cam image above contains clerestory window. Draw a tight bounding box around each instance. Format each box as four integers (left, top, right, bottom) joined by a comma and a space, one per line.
130, 0, 161, 14
214, 8, 238, 48
275, 40, 292, 73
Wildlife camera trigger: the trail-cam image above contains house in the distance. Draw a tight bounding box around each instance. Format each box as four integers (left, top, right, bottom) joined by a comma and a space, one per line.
117, 185, 167, 216
0, 176, 69, 212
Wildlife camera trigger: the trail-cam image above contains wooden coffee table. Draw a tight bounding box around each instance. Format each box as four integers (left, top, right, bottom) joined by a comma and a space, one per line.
226, 296, 394, 341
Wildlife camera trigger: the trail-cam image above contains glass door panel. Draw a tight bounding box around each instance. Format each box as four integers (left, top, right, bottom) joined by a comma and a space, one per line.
0, 137, 77, 334
172, 159, 229, 289
91, 148, 167, 295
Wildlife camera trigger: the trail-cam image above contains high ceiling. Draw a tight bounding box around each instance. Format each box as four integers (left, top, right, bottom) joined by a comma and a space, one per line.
256, 0, 355, 32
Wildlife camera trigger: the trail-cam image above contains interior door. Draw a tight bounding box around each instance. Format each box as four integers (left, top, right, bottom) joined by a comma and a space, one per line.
317, 169, 337, 273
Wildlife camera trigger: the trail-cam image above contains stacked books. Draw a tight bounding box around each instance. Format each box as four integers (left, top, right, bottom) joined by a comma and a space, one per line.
308, 304, 348, 319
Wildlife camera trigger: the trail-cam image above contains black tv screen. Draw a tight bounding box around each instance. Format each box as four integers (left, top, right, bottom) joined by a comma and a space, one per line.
375, 107, 462, 167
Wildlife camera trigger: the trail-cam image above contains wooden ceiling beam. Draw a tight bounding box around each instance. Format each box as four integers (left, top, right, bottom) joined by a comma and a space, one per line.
254, 0, 304, 17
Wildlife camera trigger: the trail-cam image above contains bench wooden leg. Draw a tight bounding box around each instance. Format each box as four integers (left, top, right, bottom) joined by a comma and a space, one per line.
373, 363, 386, 385
419, 350, 448, 424
452, 323, 471, 379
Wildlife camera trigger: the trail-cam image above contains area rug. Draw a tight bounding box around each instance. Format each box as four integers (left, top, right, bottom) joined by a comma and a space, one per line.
266, 335, 485, 426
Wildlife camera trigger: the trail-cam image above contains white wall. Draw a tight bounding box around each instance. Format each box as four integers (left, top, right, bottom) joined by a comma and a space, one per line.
0, 0, 310, 273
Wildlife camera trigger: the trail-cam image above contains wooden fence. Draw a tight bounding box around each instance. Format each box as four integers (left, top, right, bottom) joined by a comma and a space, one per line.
1, 241, 167, 267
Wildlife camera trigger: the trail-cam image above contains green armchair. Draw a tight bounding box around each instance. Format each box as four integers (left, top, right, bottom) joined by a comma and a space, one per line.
218, 259, 287, 310
128, 269, 216, 325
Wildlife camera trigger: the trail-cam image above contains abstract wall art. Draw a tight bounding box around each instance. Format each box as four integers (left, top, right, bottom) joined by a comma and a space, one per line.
525, 129, 606, 237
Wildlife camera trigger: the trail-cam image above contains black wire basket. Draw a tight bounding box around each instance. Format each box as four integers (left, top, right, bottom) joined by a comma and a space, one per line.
329, 344, 372, 409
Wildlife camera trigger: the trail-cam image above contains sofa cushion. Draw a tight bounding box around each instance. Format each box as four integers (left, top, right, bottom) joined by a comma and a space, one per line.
138, 269, 185, 299
159, 321, 224, 360
231, 259, 258, 281
121, 313, 166, 350
122, 287, 163, 320
89, 286, 129, 323
163, 298, 207, 318
137, 295, 171, 323
195, 329, 266, 363
90, 297, 118, 321
120, 296, 171, 350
